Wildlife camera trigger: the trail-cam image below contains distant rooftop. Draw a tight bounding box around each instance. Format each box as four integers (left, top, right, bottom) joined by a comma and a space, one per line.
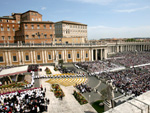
56, 20, 87, 26
21, 10, 42, 16
22, 20, 54, 24
0, 16, 15, 20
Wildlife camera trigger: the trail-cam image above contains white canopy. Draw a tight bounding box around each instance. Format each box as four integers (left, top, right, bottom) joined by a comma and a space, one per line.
0, 66, 28, 77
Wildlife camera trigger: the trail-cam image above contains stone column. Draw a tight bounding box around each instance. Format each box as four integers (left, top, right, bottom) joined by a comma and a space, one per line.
33, 51, 36, 64
42, 50, 45, 64
18, 51, 21, 65
52, 50, 55, 62
72, 50, 74, 62
62, 50, 64, 62
129, 45, 131, 51
21, 51, 24, 65
91, 49, 93, 61
8, 51, 12, 65
55, 50, 58, 61
89, 49, 91, 61
5, 51, 9, 66
45, 50, 47, 63
83, 49, 85, 62
116, 46, 119, 52
30, 51, 34, 64
104, 48, 107, 59
81, 49, 83, 62
95, 49, 97, 61
101, 49, 103, 60
74, 50, 76, 62
64, 50, 67, 63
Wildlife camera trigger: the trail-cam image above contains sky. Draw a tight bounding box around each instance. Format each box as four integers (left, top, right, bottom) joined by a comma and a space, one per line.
1, 0, 150, 40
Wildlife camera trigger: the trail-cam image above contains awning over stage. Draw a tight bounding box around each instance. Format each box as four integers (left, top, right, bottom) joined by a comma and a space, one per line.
0, 66, 28, 77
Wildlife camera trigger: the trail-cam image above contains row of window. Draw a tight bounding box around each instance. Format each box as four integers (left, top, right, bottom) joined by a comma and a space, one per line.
0, 53, 88, 62
31, 18, 41, 21
31, 12, 37, 16
0, 19, 16, 23
25, 24, 52, 29
62, 24, 87, 29
25, 34, 53, 39
1, 36, 15, 40
1, 27, 15, 31
56, 29, 87, 32
64, 30, 87, 34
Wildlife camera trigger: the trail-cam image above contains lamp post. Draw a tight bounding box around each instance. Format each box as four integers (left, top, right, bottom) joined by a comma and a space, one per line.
89, 94, 91, 104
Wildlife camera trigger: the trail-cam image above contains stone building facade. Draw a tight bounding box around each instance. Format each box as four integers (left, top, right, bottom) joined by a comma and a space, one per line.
0, 41, 149, 66
0, 10, 87, 44
55, 21, 87, 44
0, 14, 20, 43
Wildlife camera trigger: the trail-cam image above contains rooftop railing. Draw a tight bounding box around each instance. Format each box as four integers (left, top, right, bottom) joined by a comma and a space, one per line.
0, 41, 149, 48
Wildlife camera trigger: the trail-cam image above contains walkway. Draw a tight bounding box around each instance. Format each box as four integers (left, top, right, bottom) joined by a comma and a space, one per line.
130, 63, 150, 68
39, 78, 97, 113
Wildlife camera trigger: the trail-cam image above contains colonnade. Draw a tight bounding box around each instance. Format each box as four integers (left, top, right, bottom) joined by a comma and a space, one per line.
1, 42, 150, 66
108, 44, 150, 54
91, 48, 106, 61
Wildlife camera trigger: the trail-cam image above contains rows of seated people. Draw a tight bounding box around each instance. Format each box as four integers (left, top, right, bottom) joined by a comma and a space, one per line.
108, 51, 150, 67
98, 68, 150, 96
74, 60, 120, 74
27, 65, 39, 72
34, 73, 86, 79
75, 83, 92, 93
0, 87, 49, 113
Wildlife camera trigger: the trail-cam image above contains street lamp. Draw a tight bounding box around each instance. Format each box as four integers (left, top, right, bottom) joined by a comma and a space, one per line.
89, 94, 91, 103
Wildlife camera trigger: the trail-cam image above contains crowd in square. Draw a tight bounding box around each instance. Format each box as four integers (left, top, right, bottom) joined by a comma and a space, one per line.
98, 68, 150, 96
75, 60, 121, 75
0, 87, 49, 113
109, 51, 150, 67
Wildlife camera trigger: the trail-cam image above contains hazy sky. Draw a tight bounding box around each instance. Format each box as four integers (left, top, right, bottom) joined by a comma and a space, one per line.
1, 0, 150, 40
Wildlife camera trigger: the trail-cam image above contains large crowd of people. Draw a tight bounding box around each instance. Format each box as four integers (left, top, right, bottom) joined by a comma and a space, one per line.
75, 60, 121, 75
98, 68, 150, 96
109, 51, 150, 67
0, 87, 49, 113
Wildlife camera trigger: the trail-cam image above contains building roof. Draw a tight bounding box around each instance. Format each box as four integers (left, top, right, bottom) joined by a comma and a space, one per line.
21, 10, 42, 16
56, 20, 87, 26
0, 16, 15, 20
105, 91, 150, 113
13, 13, 22, 15
21, 20, 54, 24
